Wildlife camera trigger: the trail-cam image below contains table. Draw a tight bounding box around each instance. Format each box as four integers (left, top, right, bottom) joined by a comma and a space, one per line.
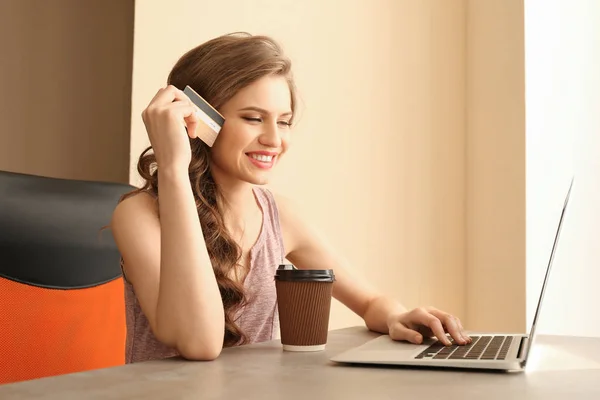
1, 327, 599, 399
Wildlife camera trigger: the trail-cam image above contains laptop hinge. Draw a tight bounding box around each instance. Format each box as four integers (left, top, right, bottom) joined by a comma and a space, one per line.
517, 336, 528, 359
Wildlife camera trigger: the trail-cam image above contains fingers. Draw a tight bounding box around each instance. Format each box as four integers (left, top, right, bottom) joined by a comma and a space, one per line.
185, 118, 199, 139
161, 86, 201, 139
184, 112, 199, 140
150, 85, 191, 106
443, 315, 467, 345
168, 103, 201, 139
412, 309, 452, 346
388, 321, 425, 345
143, 85, 196, 124
423, 308, 470, 345
390, 307, 472, 347
455, 315, 471, 342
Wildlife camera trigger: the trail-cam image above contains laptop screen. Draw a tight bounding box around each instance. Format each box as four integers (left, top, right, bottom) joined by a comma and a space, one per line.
522, 177, 574, 366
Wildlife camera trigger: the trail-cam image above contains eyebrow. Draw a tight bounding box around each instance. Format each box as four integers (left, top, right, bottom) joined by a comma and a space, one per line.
237, 106, 293, 117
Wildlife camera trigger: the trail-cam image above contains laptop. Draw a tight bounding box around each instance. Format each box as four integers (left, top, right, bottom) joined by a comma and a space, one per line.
331, 178, 575, 372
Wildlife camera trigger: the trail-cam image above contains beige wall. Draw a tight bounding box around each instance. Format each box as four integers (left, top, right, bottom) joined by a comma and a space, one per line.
466, 0, 526, 332
2, 0, 531, 332
0, 0, 133, 183
130, 0, 467, 330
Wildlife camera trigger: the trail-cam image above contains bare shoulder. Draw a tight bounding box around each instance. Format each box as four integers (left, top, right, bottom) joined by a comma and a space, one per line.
270, 190, 316, 256
111, 191, 159, 228
271, 190, 306, 227
271, 190, 297, 216
110, 191, 161, 269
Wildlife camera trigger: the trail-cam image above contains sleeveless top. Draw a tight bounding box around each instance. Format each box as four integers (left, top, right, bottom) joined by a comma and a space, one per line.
122, 187, 285, 363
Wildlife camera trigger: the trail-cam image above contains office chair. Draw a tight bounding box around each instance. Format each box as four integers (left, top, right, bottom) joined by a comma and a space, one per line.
0, 169, 134, 384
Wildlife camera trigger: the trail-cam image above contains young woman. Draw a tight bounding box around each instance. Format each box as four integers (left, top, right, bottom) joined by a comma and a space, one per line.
111, 32, 471, 363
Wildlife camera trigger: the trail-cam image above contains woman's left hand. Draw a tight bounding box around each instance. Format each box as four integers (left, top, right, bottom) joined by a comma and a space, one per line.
387, 306, 472, 346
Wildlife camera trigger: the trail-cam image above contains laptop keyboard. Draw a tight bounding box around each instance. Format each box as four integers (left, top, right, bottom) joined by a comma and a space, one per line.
415, 336, 513, 361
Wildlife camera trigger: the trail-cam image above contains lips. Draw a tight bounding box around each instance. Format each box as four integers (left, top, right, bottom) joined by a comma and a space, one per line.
248, 153, 274, 162
246, 151, 278, 170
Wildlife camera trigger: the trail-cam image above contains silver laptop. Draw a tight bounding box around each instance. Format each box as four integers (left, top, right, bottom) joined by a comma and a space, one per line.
331, 178, 574, 372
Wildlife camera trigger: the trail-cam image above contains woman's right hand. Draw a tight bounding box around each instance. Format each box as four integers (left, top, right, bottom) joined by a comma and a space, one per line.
141, 85, 200, 172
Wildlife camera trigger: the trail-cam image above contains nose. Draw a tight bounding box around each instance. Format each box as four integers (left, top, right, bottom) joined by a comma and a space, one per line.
258, 121, 282, 148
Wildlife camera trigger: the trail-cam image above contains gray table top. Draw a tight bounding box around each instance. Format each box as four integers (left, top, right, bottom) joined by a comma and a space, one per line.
1, 326, 600, 399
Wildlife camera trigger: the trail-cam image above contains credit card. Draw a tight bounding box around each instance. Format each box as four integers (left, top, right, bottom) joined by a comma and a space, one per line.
183, 85, 225, 147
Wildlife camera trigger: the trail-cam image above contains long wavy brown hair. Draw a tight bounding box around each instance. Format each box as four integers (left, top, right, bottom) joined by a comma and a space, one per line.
122, 33, 297, 347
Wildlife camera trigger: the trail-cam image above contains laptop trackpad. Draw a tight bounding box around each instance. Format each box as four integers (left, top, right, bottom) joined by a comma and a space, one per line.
333, 335, 427, 363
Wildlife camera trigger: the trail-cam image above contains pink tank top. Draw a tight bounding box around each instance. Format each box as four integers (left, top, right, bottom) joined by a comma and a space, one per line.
122, 187, 285, 363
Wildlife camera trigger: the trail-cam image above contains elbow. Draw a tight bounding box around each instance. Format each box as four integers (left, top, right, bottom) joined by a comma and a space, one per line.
154, 328, 223, 361
153, 324, 223, 361
152, 313, 225, 361
176, 340, 222, 361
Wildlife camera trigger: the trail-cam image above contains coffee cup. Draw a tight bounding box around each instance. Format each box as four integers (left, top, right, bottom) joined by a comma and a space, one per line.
274, 264, 335, 352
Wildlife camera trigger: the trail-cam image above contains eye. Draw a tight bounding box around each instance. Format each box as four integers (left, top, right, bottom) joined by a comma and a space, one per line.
278, 121, 292, 127
242, 116, 262, 123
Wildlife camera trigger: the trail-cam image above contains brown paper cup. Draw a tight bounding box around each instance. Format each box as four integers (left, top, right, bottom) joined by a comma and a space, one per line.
275, 265, 335, 352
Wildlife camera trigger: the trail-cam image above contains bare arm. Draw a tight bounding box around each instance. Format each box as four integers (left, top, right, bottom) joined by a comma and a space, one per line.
111, 86, 225, 360
274, 193, 401, 333
275, 193, 470, 346
155, 168, 224, 356
111, 171, 224, 360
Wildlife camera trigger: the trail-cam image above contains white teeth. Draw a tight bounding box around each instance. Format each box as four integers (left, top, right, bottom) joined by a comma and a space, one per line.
250, 154, 273, 162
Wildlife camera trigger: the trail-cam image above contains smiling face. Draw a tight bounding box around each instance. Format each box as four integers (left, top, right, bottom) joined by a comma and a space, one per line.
209, 75, 294, 186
